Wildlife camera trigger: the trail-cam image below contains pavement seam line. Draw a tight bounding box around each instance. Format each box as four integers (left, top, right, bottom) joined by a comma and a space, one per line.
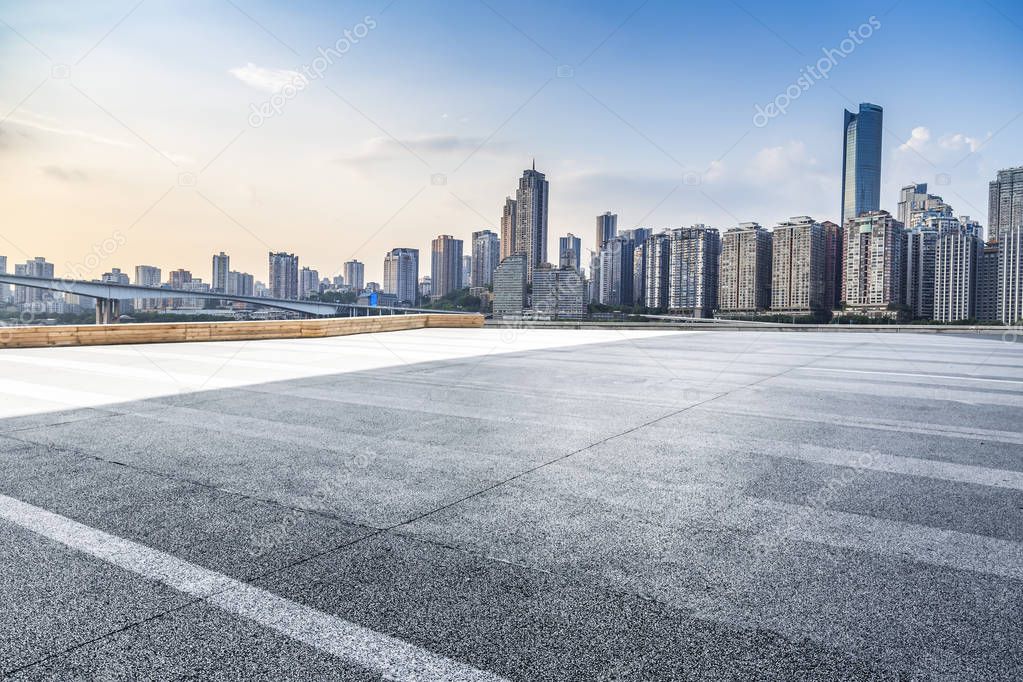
0, 493, 508, 682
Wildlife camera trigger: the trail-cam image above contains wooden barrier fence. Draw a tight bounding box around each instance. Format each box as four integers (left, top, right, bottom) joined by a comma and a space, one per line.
0, 314, 484, 349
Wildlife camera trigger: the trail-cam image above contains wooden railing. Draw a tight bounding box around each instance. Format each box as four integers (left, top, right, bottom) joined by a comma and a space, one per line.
0, 314, 484, 349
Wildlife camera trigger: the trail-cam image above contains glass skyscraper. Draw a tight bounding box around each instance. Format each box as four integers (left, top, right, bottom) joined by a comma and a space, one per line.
841, 103, 883, 227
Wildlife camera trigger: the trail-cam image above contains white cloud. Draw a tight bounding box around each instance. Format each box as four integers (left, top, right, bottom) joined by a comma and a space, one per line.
5, 111, 134, 149
229, 63, 305, 93
337, 134, 508, 167
899, 126, 931, 152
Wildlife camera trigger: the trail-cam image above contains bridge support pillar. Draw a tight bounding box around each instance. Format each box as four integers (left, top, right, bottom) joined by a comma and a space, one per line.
95, 299, 120, 325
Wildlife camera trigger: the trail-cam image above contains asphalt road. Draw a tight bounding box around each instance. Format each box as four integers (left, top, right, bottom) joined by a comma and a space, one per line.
0, 328, 1020, 680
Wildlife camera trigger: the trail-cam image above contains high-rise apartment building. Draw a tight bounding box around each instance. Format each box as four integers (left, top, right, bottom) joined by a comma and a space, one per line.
976, 240, 1001, 323
461, 255, 472, 289
383, 248, 419, 305
101, 268, 129, 285
493, 254, 527, 318
822, 220, 843, 310
897, 183, 952, 229
643, 232, 671, 309
934, 230, 982, 323
343, 260, 365, 291
268, 252, 299, 300
598, 234, 634, 306
430, 235, 463, 299
668, 226, 720, 317
904, 228, 939, 320
558, 233, 582, 272
771, 217, 826, 313
515, 163, 549, 282
14, 257, 54, 307
718, 222, 771, 313
532, 265, 586, 319
843, 210, 903, 315
988, 166, 1023, 238
227, 271, 254, 297
168, 269, 192, 290
499, 197, 518, 261
472, 230, 500, 288
999, 226, 1023, 324
299, 266, 320, 299
212, 252, 230, 293
841, 103, 883, 226
134, 264, 162, 311
595, 212, 618, 252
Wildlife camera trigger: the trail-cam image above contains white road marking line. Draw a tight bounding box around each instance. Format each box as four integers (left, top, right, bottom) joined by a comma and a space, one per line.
798, 367, 1023, 385
0, 493, 506, 682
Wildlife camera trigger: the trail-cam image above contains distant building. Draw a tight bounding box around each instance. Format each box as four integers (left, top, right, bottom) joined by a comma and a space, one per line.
934, 230, 982, 323
516, 163, 549, 282
718, 222, 771, 313
843, 210, 904, 316
383, 248, 419, 305
904, 228, 939, 320
227, 271, 254, 297
472, 230, 500, 288
771, 217, 826, 313
559, 233, 582, 272
533, 265, 586, 319
14, 257, 54, 308
668, 226, 720, 317
134, 264, 162, 310
419, 275, 431, 299
0, 255, 8, 303
643, 231, 672, 309
299, 266, 320, 299
598, 234, 635, 306
999, 225, 1023, 324
343, 260, 365, 291
462, 254, 472, 289
595, 212, 618, 251
976, 240, 1001, 323
493, 254, 527, 319
988, 166, 1023, 238
212, 252, 230, 293
268, 252, 299, 300
822, 220, 843, 310
431, 235, 463, 299
841, 103, 883, 226
499, 197, 518, 261
897, 183, 952, 229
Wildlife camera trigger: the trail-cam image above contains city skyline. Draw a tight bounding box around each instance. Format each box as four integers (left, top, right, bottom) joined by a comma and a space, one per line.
1, 1, 1021, 283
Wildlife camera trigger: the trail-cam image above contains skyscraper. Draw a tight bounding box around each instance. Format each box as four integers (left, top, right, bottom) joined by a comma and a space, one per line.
515, 163, 549, 282
976, 240, 1001, 323
643, 232, 671, 309
493, 254, 527, 318
822, 220, 843, 310
934, 230, 982, 323
843, 210, 903, 316
841, 103, 883, 226
999, 226, 1023, 324
343, 260, 365, 291
227, 271, 254, 297
718, 222, 772, 313
904, 228, 939, 320
471, 230, 500, 287
558, 233, 582, 272
268, 252, 299, 300
430, 235, 463, 299
212, 252, 230, 293
461, 255, 472, 288
668, 226, 720, 317
499, 197, 518, 261
598, 234, 634, 306
988, 166, 1023, 238
595, 212, 618, 252
771, 217, 826, 313
0, 255, 9, 303
383, 248, 419, 305
13, 257, 54, 308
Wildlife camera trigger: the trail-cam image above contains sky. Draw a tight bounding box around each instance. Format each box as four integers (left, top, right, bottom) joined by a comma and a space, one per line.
1, 0, 1021, 284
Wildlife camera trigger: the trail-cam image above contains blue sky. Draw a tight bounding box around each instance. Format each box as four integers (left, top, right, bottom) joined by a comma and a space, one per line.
1, 0, 1021, 282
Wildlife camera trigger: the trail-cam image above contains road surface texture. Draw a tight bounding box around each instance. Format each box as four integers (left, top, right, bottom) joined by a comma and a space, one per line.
0, 328, 1020, 680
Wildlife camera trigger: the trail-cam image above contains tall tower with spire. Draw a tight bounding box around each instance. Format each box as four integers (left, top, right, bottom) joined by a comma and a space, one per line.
515, 162, 549, 283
